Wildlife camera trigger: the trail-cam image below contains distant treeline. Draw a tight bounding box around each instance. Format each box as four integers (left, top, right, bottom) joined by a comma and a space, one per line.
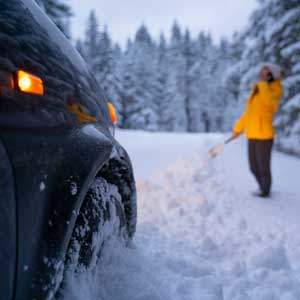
36, 0, 300, 155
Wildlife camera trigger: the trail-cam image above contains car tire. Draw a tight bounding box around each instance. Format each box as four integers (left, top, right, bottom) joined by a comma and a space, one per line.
68, 177, 127, 269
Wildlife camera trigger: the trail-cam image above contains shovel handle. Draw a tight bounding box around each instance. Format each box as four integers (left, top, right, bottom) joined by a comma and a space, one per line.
224, 134, 239, 145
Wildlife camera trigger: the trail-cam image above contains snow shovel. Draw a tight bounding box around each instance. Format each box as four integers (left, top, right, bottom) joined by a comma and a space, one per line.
209, 135, 237, 158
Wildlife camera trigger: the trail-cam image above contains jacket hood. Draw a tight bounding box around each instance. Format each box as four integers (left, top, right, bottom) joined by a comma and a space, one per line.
261, 63, 283, 80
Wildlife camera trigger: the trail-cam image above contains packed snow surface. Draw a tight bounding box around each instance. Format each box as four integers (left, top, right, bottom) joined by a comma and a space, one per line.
63, 130, 300, 300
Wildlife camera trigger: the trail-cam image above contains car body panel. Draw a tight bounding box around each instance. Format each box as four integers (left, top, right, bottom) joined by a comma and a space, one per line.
0, 124, 114, 299
0, 138, 17, 300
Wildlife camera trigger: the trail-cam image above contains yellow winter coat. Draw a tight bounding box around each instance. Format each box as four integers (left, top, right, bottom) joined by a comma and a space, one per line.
233, 80, 283, 140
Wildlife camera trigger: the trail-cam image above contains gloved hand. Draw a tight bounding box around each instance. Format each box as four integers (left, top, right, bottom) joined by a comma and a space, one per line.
232, 131, 241, 139
253, 84, 259, 95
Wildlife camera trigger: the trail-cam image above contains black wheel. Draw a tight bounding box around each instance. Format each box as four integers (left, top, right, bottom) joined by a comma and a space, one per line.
65, 177, 127, 271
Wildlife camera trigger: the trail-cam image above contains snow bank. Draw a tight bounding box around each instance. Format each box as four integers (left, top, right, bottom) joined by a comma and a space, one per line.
62, 131, 300, 300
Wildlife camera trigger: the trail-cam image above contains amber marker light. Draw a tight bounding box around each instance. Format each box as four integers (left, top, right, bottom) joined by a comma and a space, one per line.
108, 102, 118, 124
17, 70, 44, 96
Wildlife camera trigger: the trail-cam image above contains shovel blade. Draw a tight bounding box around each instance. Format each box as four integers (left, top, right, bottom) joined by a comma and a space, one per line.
209, 143, 225, 158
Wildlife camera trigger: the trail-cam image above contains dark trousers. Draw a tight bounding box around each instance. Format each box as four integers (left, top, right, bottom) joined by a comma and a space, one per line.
248, 139, 274, 195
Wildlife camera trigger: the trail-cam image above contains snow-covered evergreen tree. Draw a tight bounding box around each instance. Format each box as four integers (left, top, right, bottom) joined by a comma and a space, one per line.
226, 0, 300, 155
77, 18, 251, 135
182, 29, 197, 132
188, 32, 223, 132
155, 34, 170, 130
122, 25, 159, 130
69, 0, 299, 155
264, 0, 300, 155
118, 39, 135, 128
222, 32, 246, 130
187, 32, 210, 132
82, 10, 101, 74
76, 11, 124, 126
109, 43, 124, 125
165, 22, 187, 131
116, 27, 159, 130
96, 27, 117, 101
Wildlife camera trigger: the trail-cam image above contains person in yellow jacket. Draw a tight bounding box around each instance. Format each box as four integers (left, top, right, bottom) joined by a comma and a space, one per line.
233, 64, 283, 198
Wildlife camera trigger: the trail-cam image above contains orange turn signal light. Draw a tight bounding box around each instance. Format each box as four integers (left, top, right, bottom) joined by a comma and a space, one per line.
108, 102, 118, 124
17, 70, 44, 96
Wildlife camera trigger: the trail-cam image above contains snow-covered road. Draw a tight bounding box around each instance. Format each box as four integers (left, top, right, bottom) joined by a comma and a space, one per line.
64, 130, 300, 300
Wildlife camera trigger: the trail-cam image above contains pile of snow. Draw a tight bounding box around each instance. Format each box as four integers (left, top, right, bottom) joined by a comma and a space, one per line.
62, 130, 300, 300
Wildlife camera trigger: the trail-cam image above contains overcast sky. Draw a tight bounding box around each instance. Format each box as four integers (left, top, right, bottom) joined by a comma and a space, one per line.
70, 0, 257, 46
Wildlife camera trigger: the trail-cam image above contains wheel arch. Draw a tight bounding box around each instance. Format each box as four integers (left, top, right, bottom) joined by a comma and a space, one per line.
96, 144, 137, 239
1, 125, 116, 300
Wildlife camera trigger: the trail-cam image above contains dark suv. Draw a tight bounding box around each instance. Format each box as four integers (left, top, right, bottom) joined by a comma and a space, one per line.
0, 1, 137, 299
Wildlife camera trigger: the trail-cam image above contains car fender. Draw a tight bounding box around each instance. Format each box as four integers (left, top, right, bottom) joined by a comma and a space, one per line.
0, 124, 114, 299
0, 139, 17, 300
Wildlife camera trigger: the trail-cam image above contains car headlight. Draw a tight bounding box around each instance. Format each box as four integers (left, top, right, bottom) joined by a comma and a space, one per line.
17, 70, 44, 96
107, 102, 118, 125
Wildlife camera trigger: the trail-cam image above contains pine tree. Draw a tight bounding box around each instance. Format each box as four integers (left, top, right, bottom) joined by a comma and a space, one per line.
264, 0, 300, 155
120, 27, 159, 130
97, 27, 115, 96
119, 39, 135, 128
228, 0, 300, 155
35, 0, 72, 37
182, 29, 197, 132
222, 33, 245, 130
186, 33, 206, 132
155, 33, 170, 130
190, 33, 216, 132
126, 25, 159, 130
77, 17, 247, 134
165, 22, 187, 131
83, 10, 101, 74
109, 43, 124, 126
77, 12, 123, 125
223, 1, 270, 132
